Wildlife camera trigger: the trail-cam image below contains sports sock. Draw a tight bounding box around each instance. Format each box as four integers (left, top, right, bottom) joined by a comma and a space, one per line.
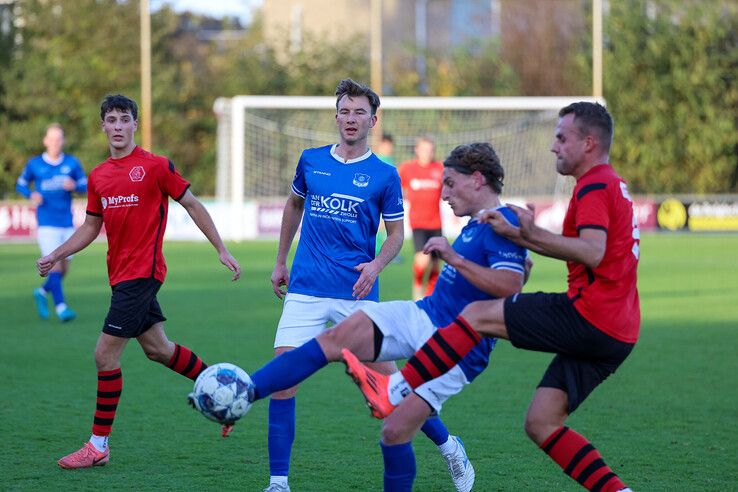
92, 368, 122, 438
419, 414, 449, 446
89, 434, 109, 452
167, 343, 208, 380
268, 397, 296, 479
425, 266, 440, 296
380, 441, 416, 492
251, 339, 328, 401
401, 316, 481, 389
541, 426, 627, 492
45, 271, 65, 306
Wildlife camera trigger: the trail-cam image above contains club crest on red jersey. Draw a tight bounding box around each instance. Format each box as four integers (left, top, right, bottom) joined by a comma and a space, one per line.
129, 166, 145, 182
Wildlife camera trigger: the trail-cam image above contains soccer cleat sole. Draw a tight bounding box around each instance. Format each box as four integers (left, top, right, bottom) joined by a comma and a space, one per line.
58, 457, 108, 469
342, 356, 388, 419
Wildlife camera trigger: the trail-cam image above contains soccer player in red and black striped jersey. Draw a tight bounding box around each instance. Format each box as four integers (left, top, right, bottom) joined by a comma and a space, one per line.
344, 102, 639, 492
37, 94, 241, 469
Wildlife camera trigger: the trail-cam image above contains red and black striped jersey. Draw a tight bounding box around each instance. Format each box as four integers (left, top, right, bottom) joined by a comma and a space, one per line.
563, 164, 640, 343
87, 146, 189, 286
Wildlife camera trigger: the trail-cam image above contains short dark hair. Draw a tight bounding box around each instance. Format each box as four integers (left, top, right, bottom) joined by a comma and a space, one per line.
444, 142, 504, 194
559, 102, 613, 151
100, 94, 138, 121
335, 79, 380, 115
381, 133, 394, 143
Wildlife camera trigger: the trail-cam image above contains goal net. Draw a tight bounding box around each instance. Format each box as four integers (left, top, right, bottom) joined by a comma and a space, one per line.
214, 96, 603, 240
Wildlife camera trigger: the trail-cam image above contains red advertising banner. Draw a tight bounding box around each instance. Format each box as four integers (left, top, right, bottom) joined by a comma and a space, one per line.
0, 202, 88, 240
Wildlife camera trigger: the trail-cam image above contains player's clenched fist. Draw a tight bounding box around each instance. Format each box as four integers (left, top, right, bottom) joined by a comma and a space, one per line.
36, 254, 57, 277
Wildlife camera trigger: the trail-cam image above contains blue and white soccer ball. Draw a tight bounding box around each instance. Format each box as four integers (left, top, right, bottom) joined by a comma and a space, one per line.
188, 362, 254, 425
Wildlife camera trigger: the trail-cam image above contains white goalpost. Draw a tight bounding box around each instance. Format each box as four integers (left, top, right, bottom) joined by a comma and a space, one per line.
214, 96, 604, 241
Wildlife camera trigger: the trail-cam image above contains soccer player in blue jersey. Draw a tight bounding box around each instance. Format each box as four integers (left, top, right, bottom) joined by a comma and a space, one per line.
258, 79, 472, 492
17, 123, 87, 322
241, 141, 525, 492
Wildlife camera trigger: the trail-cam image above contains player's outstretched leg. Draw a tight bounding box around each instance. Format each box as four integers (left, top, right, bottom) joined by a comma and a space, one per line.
166, 343, 208, 380
341, 348, 396, 419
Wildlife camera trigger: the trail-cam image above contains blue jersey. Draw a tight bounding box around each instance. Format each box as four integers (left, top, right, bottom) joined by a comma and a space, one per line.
289, 145, 404, 301
417, 206, 527, 381
16, 153, 87, 227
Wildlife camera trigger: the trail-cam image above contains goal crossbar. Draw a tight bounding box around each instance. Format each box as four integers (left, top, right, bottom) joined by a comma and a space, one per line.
216, 95, 604, 240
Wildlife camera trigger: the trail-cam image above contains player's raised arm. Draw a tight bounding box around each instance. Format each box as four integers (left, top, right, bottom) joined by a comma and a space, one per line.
423, 235, 523, 298
177, 189, 241, 281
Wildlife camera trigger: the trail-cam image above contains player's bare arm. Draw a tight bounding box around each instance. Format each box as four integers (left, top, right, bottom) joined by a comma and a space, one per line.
271, 192, 305, 299
352, 218, 403, 300
423, 236, 523, 298
37, 214, 102, 277
178, 189, 241, 281
481, 205, 606, 268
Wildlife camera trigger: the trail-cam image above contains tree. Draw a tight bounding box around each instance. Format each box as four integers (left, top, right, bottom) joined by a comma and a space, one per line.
605, 0, 738, 193
0, 0, 140, 197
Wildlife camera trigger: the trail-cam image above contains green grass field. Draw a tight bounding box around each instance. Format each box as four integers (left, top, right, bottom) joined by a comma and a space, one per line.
1, 233, 737, 491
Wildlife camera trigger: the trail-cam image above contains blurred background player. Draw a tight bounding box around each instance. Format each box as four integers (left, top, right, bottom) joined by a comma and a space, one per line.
37, 94, 241, 470
16, 123, 87, 322
264, 79, 467, 492
345, 102, 638, 492
375, 133, 396, 166
244, 141, 526, 492
398, 136, 444, 300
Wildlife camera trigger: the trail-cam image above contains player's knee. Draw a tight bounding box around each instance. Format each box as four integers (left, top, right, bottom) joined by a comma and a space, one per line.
461, 298, 503, 329
94, 348, 118, 371
460, 300, 486, 324
524, 413, 553, 446
142, 344, 170, 364
319, 317, 363, 359
381, 420, 409, 445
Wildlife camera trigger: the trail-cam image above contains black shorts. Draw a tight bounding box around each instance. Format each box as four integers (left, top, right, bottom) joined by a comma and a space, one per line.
504, 292, 634, 413
102, 278, 167, 338
412, 228, 443, 254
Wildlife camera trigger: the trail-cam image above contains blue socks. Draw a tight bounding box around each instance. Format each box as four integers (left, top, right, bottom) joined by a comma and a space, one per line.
419, 414, 450, 446
381, 441, 416, 492
43, 271, 65, 306
251, 339, 328, 400
268, 397, 296, 478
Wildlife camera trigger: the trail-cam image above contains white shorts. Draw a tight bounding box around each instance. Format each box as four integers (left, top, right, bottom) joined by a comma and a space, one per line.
360, 300, 470, 412
37, 226, 75, 259
274, 293, 376, 348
